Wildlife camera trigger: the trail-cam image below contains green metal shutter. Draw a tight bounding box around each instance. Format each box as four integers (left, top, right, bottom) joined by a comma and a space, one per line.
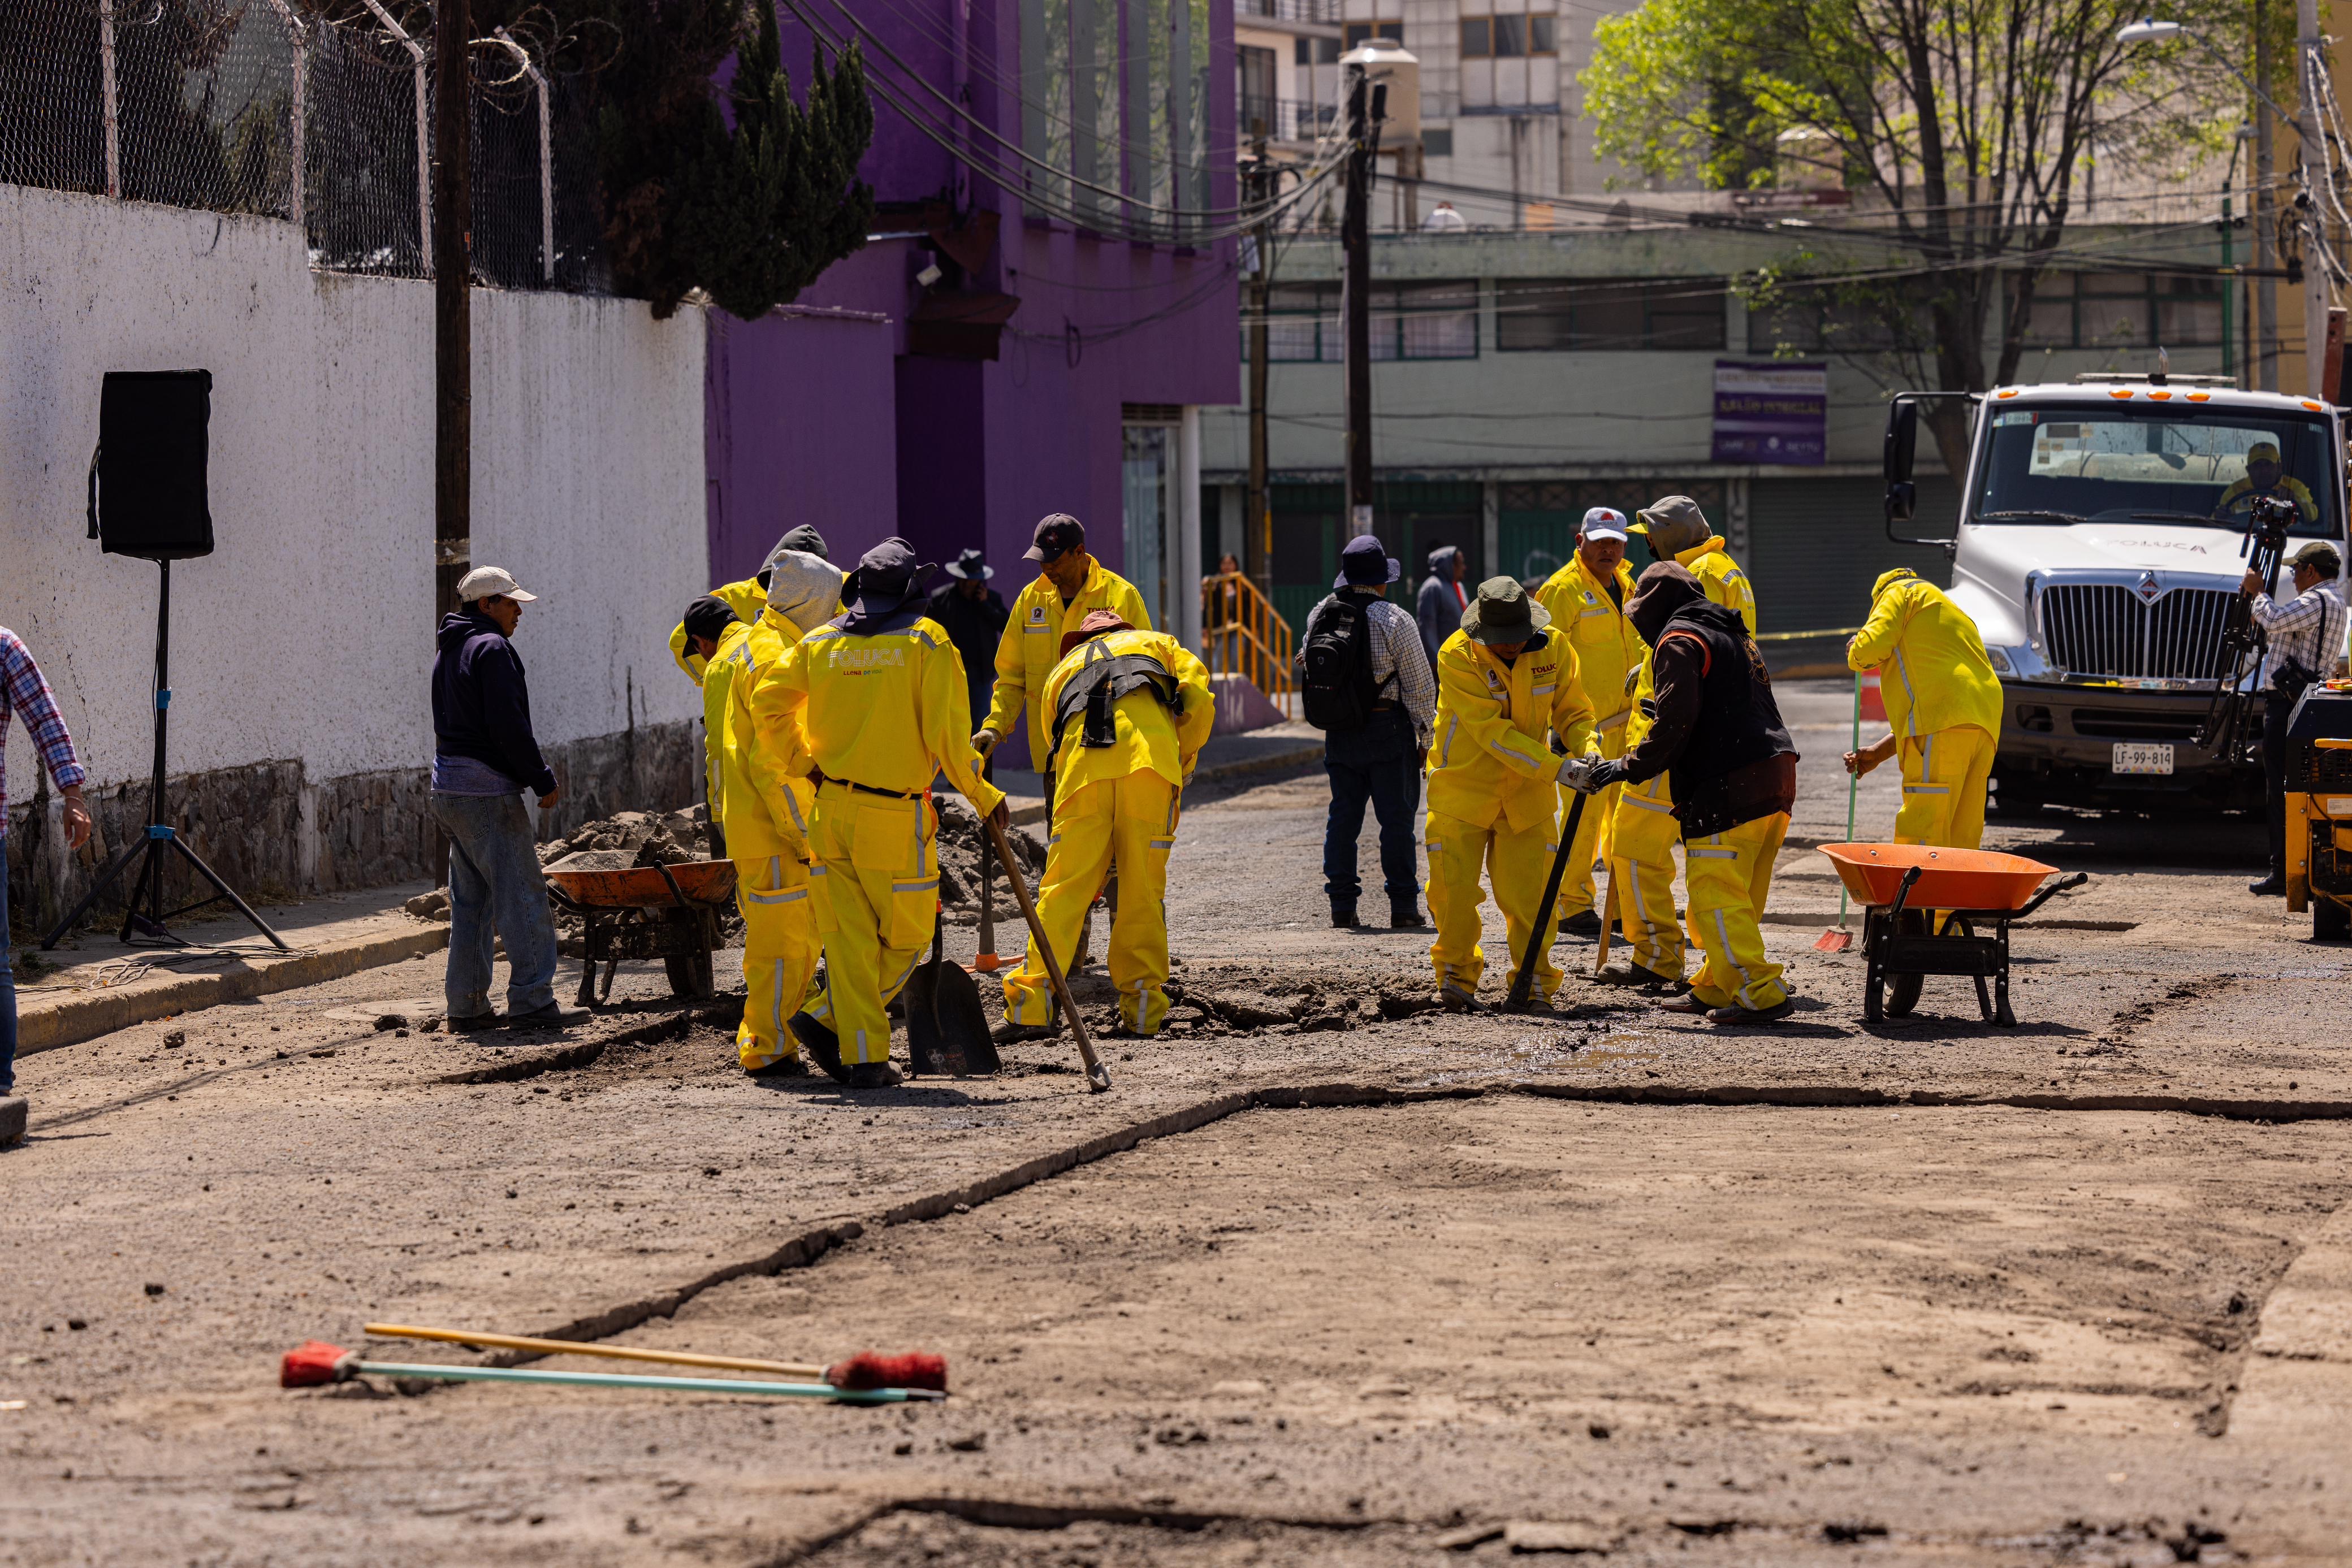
1746, 477, 1957, 664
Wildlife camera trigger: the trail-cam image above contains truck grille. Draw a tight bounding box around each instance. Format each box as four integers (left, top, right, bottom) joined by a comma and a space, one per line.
2039, 584, 2236, 681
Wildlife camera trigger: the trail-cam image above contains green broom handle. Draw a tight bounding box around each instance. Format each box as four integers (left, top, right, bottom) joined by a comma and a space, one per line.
1840, 670, 1860, 926
349, 1361, 931, 1401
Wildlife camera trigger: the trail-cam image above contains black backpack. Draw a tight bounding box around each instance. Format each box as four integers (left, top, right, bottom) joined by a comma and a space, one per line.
1300, 594, 1393, 733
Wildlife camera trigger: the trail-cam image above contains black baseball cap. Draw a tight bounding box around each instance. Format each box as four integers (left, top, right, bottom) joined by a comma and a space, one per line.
1024, 514, 1086, 562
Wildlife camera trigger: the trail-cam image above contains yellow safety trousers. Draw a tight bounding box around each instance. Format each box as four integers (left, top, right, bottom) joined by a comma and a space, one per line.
1002, 770, 1179, 1034
1683, 812, 1789, 1012
734, 852, 820, 1071
1426, 807, 1562, 1003
1606, 769, 1686, 979
1895, 724, 1995, 850
804, 783, 940, 1066
1555, 716, 1629, 920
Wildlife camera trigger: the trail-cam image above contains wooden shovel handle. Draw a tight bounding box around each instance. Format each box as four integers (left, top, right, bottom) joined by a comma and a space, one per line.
364, 1322, 823, 1379
984, 815, 1109, 1091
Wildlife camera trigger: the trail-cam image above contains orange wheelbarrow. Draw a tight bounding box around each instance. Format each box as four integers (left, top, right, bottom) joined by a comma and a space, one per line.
1817, 844, 2088, 1026
543, 859, 737, 1007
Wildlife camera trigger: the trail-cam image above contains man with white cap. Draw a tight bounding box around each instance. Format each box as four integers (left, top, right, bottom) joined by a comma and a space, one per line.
1535, 509, 1642, 940
431, 566, 567, 1030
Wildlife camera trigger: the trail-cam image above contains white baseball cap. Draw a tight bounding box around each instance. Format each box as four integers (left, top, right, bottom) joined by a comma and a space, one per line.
1580, 507, 1630, 543
457, 565, 537, 603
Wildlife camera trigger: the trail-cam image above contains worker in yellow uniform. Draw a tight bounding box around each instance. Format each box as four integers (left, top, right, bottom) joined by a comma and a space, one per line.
1606, 495, 1758, 988
1423, 578, 1597, 1009
2213, 442, 2319, 529
1534, 507, 1642, 939
665, 525, 830, 685
1842, 568, 2004, 850
759, 539, 1005, 1090
1566, 562, 1800, 1025
714, 551, 846, 1075
972, 514, 1153, 773
997, 610, 1213, 1041
679, 596, 752, 830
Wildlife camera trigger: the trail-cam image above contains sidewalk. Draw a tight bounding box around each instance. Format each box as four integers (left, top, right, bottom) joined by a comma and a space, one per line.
988, 721, 1324, 823
14, 879, 445, 1056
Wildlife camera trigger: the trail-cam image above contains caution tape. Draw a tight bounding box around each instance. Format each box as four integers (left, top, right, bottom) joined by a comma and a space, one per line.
1752, 625, 1864, 644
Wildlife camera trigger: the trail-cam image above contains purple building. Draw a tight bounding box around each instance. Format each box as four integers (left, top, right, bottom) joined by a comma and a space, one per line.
706, 0, 1240, 648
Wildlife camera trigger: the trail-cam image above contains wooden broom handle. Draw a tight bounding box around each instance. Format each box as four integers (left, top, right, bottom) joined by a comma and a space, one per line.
365, 1322, 822, 1379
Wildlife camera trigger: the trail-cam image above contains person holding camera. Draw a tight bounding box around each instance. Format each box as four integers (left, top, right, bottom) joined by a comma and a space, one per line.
2245, 542, 2349, 897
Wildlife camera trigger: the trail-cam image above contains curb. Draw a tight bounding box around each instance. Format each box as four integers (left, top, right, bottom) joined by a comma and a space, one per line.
16, 922, 450, 1058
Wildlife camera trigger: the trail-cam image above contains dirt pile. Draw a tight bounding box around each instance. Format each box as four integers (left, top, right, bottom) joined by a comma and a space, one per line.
931, 795, 1046, 915
540, 808, 711, 872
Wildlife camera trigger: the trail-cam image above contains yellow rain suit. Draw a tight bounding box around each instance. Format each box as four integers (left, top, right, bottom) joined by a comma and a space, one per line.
1536, 552, 1642, 921
1001, 629, 1214, 1036
758, 610, 1004, 1067
1423, 627, 1596, 1004
669, 574, 767, 685
1848, 569, 2003, 850
982, 561, 1154, 773
1608, 537, 1756, 981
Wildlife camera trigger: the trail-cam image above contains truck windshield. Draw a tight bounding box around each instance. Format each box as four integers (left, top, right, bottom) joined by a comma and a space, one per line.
1974, 402, 2340, 539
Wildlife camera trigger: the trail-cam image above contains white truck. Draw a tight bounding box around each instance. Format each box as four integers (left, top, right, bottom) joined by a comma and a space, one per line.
1881, 373, 2349, 815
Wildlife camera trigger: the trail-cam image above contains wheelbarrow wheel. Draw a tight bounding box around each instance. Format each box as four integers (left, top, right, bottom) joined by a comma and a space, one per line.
1886, 909, 1924, 1017
664, 949, 715, 1000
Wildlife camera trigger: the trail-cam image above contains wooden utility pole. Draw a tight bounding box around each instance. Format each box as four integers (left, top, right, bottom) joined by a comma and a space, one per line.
2295, 0, 2328, 399
2255, 0, 2279, 392
434, 0, 472, 612
1244, 135, 1273, 599
1340, 65, 1375, 536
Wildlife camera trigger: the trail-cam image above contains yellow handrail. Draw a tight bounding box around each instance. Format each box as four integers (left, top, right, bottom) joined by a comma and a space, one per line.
1199, 571, 1296, 702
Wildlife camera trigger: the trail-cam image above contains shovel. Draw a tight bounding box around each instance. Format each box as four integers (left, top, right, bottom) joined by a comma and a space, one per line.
1815, 670, 1862, 954
1504, 789, 1589, 1012
975, 759, 1004, 971
984, 813, 1110, 1092
904, 917, 1000, 1078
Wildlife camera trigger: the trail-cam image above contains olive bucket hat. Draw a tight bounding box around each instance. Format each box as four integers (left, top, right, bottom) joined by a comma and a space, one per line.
1460, 575, 1551, 646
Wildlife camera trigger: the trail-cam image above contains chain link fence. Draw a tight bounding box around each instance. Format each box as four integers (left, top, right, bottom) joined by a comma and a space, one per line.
0, 0, 609, 291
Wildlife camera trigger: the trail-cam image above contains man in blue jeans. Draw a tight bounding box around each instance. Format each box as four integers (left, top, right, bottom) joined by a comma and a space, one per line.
1299, 535, 1439, 928
431, 567, 566, 1030
2, 626, 94, 1132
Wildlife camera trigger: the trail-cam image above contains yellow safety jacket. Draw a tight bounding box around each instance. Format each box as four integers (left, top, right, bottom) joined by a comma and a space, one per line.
724, 603, 820, 859
669, 574, 768, 684
1847, 570, 2003, 742
699, 620, 751, 816
1536, 552, 1642, 749
983, 561, 1154, 772
1038, 629, 1215, 811
1426, 627, 1597, 834
1624, 538, 1757, 751
759, 610, 1006, 817
2215, 475, 2318, 526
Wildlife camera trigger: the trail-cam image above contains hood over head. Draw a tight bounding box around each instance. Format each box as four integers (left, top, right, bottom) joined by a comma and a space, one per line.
761, 550, 848, 635
1870, 568, 1920, 602
1425, 545, 1461, 581
1627, 562, 1706, 647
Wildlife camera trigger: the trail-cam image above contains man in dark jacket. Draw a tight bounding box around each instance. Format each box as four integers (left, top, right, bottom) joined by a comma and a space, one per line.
927, 548, 1009, 725
1416, 544, 1469, 670
1566, 562, 1799, 1025
432, 566, 565, 1030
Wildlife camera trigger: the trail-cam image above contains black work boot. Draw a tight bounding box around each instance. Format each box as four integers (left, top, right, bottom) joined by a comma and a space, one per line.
1390, 903, 1428, 929
789, 1012, 849, 1082
1332, 904, 1361, 928
2250, 874, 2287, 896
1558, 909, 1603, 941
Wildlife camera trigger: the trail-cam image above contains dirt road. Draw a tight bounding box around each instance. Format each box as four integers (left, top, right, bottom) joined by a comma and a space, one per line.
5, 680, 2347, 1564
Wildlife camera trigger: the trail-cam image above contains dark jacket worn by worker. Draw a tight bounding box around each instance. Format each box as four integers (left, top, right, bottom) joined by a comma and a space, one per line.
927, 581, 1010, 718
1416, 547, 1469, 669
433, 610, 558, 796
1618, 568, 1796, 837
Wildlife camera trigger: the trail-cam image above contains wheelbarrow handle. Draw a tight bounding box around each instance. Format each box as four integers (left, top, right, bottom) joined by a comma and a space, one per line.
2011, 870, 2090, 920
1885, 863, 1925, 920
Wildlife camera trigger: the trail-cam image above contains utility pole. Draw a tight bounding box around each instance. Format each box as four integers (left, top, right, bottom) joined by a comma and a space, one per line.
2255, 0, 2279, 392
1341, 64, 1377, 536
434, 0, 472, 613
2295, 0, 2328, 399
1244, 133, 1274, 600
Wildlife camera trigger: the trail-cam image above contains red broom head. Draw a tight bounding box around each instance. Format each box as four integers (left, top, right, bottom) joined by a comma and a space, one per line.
279, 1340, 357, 1388
825, 1350, 948, 1393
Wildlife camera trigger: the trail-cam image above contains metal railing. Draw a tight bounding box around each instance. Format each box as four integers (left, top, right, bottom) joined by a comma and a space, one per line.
1238, 96, 1339, 143
1238, 0, 1342, 23
2038, 583, 2236, 682
1200, 571, 1297, 703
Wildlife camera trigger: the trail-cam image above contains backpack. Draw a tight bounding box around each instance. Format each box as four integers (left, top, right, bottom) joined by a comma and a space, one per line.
1300, 594, 1393, 733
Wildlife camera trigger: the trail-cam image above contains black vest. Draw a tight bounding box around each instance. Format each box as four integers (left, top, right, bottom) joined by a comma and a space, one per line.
1657, 600, 1795, 807
1050, 648, 1181, 759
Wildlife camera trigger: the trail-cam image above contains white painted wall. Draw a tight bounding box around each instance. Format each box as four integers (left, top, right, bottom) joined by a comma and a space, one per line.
0, 184, 704, 799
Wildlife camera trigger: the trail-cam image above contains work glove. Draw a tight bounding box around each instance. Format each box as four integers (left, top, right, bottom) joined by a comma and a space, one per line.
970, 728, 998, 759
1556, 753, 1603, 791
1559, 755, 1624, 794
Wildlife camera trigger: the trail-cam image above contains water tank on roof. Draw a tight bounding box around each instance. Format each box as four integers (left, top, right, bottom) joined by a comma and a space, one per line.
1341, 40, 1421, 145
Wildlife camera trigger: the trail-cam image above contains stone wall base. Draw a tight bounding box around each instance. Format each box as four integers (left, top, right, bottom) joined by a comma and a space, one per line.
5, 721, 696, 938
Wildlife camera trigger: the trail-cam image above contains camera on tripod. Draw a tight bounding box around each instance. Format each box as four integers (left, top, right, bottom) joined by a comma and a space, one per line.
2243, 493, 2297, 559
2197, 491, 2302, 757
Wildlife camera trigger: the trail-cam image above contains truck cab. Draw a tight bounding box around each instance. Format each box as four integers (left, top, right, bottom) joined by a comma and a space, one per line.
1883, 375, 2349, 813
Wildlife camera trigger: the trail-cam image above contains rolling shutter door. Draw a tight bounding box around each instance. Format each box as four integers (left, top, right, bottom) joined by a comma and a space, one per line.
1747, 476, 1957, 644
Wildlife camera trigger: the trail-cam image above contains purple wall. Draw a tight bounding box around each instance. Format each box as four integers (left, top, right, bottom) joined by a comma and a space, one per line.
706, 0, 1241, 597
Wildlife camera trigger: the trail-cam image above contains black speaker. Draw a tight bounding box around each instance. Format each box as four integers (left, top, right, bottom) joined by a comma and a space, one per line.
88, 369, 214, 561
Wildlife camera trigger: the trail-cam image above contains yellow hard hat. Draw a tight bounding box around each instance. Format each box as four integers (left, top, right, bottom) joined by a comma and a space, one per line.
2247, 441, 2282, 464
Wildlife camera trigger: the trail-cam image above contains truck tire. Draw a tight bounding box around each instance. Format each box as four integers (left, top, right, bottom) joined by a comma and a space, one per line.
2318, 898, 2351, 943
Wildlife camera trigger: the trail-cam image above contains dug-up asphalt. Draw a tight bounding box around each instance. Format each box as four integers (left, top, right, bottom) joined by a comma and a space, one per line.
5, 681, 2350, 1565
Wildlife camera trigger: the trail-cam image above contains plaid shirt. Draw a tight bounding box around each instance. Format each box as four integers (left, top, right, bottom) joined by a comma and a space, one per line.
1300, 591, 1441, 746
2250, 579, 2351, 690
1, 627, 87, 838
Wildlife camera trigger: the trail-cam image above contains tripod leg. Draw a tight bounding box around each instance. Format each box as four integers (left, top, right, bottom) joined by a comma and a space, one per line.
165, 838, 291, 950
40, 837, 146, 949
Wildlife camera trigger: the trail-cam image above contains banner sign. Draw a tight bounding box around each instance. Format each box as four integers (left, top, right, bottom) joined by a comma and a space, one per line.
1711, 360, 1828, 466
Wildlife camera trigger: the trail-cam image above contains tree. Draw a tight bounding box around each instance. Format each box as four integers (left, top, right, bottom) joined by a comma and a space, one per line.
1585, 0, 2250, 473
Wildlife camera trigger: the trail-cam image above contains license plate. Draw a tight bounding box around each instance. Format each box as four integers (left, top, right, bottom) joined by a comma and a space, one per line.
2111, 742, 2174, 775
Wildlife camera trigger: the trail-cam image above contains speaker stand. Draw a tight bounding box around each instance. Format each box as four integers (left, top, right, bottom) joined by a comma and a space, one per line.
41, 560, 289, 952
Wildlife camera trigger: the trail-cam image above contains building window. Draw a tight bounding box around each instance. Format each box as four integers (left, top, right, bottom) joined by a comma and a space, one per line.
1750, 297, 1931, 353
2017, 272, 2225, 348
1239, 44, 1277, 138
1529, 14, 1556, 51
1259, 282, 1480, 361
1495, 279, 1728, 351
1460, 16, 1489, 55
1421, 126, 1454, 157
1460, 11, 1554, 58
1294, 36, 1341, 64
1343, 20, 1402, 47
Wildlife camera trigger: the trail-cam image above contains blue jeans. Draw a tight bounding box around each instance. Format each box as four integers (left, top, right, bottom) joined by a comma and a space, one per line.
1, 861, 16, 1094
430, 792, 559, 1019
1322, 707, 1424, 911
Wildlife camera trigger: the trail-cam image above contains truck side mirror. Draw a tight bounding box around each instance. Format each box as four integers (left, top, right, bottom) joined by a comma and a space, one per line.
1886, 480, 1917, 525
1883, 399, 1917, 486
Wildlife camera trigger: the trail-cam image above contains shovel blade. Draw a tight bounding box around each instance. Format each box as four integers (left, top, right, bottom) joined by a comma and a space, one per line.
905, 960, 1000, 1078
1812, 926, 1854, 953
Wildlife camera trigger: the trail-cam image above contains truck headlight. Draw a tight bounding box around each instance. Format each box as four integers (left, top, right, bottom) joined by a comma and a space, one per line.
1987, 646, 2016, 676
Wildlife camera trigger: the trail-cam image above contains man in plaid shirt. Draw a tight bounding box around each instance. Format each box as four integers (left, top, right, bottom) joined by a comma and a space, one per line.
2, 626, 95, 1104
2245, 542, 2350, 896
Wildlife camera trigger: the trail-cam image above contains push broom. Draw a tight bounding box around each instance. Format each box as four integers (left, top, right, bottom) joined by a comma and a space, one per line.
358, 1322, 948, 1391
279, 1341, 941, 1401
1814, 670, 1862, 954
